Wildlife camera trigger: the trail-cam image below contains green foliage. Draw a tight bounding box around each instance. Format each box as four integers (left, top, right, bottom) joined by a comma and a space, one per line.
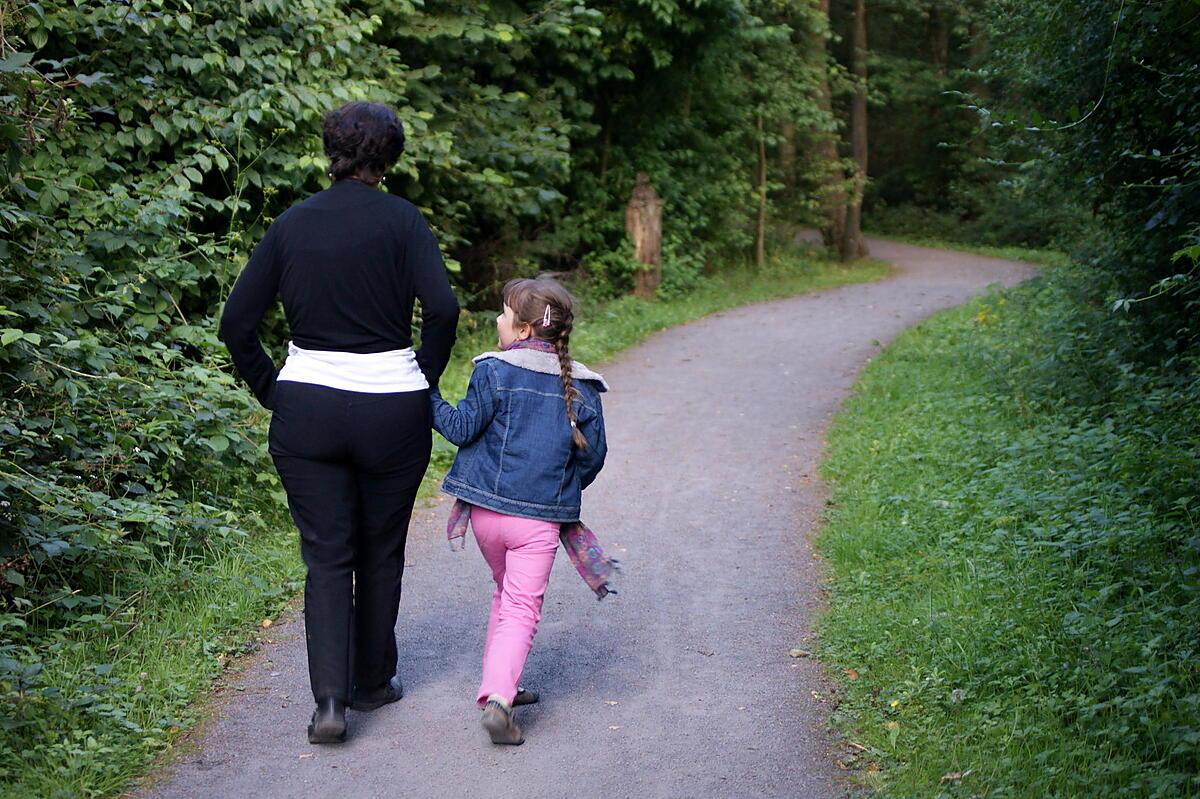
579, 238, 641, 298
866, 169, 1091, 253
833, 1, 985, 207
818, 266, 1200, 797
0, 0, 852, 789
0, 2, 404, 792
355, 0, 832, 296
545, 0, 829, 285
985, 0, 1200, 338
870, 0, 1200, 345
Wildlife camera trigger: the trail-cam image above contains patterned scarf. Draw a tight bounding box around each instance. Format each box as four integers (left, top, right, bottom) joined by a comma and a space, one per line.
503, 337, 557, 353
445, 335, 619, 600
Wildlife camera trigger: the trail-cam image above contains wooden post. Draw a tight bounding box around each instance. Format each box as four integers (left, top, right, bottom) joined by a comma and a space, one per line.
626, 172, 664, 299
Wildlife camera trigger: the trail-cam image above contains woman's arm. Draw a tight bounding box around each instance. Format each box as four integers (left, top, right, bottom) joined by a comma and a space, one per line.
575, 393, 607, 489
407, 212, 459, 389
219, 223, 283, 408
430, 361, 498, 447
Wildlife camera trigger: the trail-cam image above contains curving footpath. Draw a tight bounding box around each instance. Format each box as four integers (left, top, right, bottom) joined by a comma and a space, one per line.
139, 238, 1032, 799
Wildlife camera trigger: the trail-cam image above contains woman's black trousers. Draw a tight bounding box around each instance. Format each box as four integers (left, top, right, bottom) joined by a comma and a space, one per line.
268, 381, 431, 703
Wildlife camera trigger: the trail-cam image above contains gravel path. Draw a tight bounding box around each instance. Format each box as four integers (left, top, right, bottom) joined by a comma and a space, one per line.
138, 238, 1032, 799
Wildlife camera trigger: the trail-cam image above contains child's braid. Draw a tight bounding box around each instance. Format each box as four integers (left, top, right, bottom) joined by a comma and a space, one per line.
554, 315, 588, 449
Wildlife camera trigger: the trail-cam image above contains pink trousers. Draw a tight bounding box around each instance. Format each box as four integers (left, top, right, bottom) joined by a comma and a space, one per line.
470, 506, 560, 706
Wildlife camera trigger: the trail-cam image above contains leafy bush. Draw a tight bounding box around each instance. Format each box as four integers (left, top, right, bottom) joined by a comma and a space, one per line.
0, 5, 394, 781
866, 172, 1091, 254
657, 234, 709, 299
579, 240, 641, 299
985, 0, 1199, 346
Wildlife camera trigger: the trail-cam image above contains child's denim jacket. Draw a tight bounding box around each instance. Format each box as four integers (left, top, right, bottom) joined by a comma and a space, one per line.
431, 348, 608, 522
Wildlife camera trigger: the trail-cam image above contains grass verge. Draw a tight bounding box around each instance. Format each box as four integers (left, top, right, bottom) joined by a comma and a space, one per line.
1, 247, 887, 799
1, 508, 300, 799
816, 267, 1199, 797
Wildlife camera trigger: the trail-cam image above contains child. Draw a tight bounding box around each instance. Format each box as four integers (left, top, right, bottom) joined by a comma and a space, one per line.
431, 277, 615, 746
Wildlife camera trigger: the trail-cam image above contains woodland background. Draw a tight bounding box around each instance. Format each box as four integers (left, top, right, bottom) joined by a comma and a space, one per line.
0, 1, 1197, 796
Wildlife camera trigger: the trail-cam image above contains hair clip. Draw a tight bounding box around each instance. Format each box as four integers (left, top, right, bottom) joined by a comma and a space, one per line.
542, 304, 552, 328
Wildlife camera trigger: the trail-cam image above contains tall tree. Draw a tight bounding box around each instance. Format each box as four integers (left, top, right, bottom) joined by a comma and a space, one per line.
740, 1, 830, 268
840, 0, 869, 260
755, 111, 768, 267
812, 0, 847, 249
928, 4, 949, 77
778, 119, 797, 191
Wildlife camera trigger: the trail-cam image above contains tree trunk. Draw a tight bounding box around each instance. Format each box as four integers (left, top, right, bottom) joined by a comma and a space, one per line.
966, 19, 991, 164
840, 0, 869, 262
756, 112, 767, 269
813, 0, 845, 250
598, 114, 613, 179
929, 6, 949, 78
968, 20, 989, 100
778, 120, 797, 193
926, 4, 950, 196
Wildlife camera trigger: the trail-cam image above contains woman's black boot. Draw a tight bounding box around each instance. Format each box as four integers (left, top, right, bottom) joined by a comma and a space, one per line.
351, 675, 404, 712
307, 698, 347, 744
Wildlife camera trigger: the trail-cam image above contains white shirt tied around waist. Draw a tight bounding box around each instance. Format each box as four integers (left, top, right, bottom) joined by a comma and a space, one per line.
276, 341, 429, 394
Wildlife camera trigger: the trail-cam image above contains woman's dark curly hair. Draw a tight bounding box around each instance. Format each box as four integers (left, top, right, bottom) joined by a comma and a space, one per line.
322, 102, 405, 183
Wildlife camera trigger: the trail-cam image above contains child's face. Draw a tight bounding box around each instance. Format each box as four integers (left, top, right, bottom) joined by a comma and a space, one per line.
496, 303, 531, 348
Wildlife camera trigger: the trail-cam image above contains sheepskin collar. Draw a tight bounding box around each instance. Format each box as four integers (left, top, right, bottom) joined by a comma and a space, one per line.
473, 348, 609, 392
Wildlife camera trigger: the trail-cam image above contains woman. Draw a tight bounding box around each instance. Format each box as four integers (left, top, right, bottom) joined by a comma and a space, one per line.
219, 102, 459, 744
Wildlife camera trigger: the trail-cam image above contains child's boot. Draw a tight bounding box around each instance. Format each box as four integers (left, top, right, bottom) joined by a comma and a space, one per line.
481, 694, 524, 745
513, 686, 539, 706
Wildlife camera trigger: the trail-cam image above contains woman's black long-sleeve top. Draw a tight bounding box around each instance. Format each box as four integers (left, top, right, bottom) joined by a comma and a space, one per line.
219, 179, 460, 408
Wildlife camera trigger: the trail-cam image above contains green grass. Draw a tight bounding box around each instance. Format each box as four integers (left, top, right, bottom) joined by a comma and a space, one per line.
1, 509, 300, 799
816, 271, 1199, 797
1, 247, 887, 799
